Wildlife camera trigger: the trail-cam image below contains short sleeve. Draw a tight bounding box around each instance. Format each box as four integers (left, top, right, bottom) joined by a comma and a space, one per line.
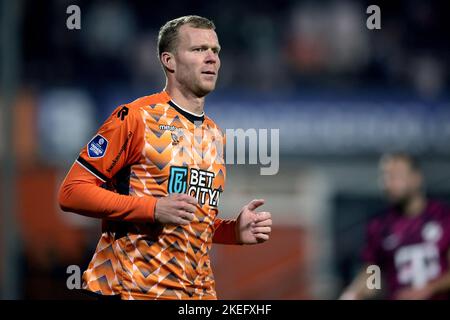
76, 105, 144, 182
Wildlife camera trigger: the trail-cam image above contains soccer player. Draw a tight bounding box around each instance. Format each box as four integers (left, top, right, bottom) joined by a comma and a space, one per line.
58, 15, 272, 300
340, 153, 450, 300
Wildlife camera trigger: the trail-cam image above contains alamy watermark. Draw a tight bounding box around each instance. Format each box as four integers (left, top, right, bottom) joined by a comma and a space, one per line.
366, 5, 381, 30
366, 264, 381, 290
66, 5, 81, 30
170, 122, 279, 175
66, 265, 82, 289
225, 128, 279, 175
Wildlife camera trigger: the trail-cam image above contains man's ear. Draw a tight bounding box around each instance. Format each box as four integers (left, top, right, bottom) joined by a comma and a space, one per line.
161, 52, 175, 73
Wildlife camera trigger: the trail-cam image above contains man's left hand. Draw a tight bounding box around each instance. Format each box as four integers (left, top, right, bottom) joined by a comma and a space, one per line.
236, 199, 272, 245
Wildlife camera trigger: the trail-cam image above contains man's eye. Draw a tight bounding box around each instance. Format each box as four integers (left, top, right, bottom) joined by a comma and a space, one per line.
194, 48, 204, 52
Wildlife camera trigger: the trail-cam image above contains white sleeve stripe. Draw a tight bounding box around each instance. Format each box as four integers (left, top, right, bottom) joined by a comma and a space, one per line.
75, 160, 107, 182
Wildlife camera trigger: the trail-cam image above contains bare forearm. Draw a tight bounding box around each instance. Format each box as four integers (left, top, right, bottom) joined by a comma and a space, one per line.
428, 271, 450, 296
341, 267, 379, 300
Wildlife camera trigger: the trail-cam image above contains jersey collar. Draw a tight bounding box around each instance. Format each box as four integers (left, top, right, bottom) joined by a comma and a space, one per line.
162, 91, 205, 124
168, 100, 205, 124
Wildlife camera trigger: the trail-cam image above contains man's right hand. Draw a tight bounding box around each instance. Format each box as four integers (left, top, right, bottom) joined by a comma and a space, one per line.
154, 193, 198, 225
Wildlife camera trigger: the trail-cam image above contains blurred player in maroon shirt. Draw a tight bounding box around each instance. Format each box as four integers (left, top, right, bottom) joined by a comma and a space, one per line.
340, 153, 450, 300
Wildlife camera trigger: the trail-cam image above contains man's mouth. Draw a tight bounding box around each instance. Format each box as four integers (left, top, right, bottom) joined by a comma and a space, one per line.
201, 71, 216, 75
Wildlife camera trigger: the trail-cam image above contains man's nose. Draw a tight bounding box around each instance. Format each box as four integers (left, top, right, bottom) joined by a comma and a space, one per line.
205, 50, 218, 63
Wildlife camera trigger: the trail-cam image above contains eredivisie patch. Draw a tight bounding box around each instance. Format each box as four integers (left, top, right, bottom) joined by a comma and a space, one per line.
87, 134, 108, 158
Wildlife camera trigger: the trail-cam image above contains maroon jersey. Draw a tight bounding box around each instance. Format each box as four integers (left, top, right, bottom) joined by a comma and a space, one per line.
362, 200, 450, 299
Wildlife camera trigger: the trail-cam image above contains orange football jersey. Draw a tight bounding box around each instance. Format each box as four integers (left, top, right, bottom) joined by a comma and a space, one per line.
72, 91, 235, 299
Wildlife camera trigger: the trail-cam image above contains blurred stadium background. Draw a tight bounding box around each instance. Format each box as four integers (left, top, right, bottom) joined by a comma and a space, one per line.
1, 0, 450, 299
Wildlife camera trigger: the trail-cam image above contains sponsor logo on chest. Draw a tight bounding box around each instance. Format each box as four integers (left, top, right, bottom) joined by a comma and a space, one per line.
167, 166, 222, 207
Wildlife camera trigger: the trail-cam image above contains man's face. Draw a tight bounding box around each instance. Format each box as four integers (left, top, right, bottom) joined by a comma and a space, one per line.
380, 158, 422, 204
172, 25, 221, 97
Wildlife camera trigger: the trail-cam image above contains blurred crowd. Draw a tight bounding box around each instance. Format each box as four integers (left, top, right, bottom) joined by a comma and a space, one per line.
22, 0, 450, 98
